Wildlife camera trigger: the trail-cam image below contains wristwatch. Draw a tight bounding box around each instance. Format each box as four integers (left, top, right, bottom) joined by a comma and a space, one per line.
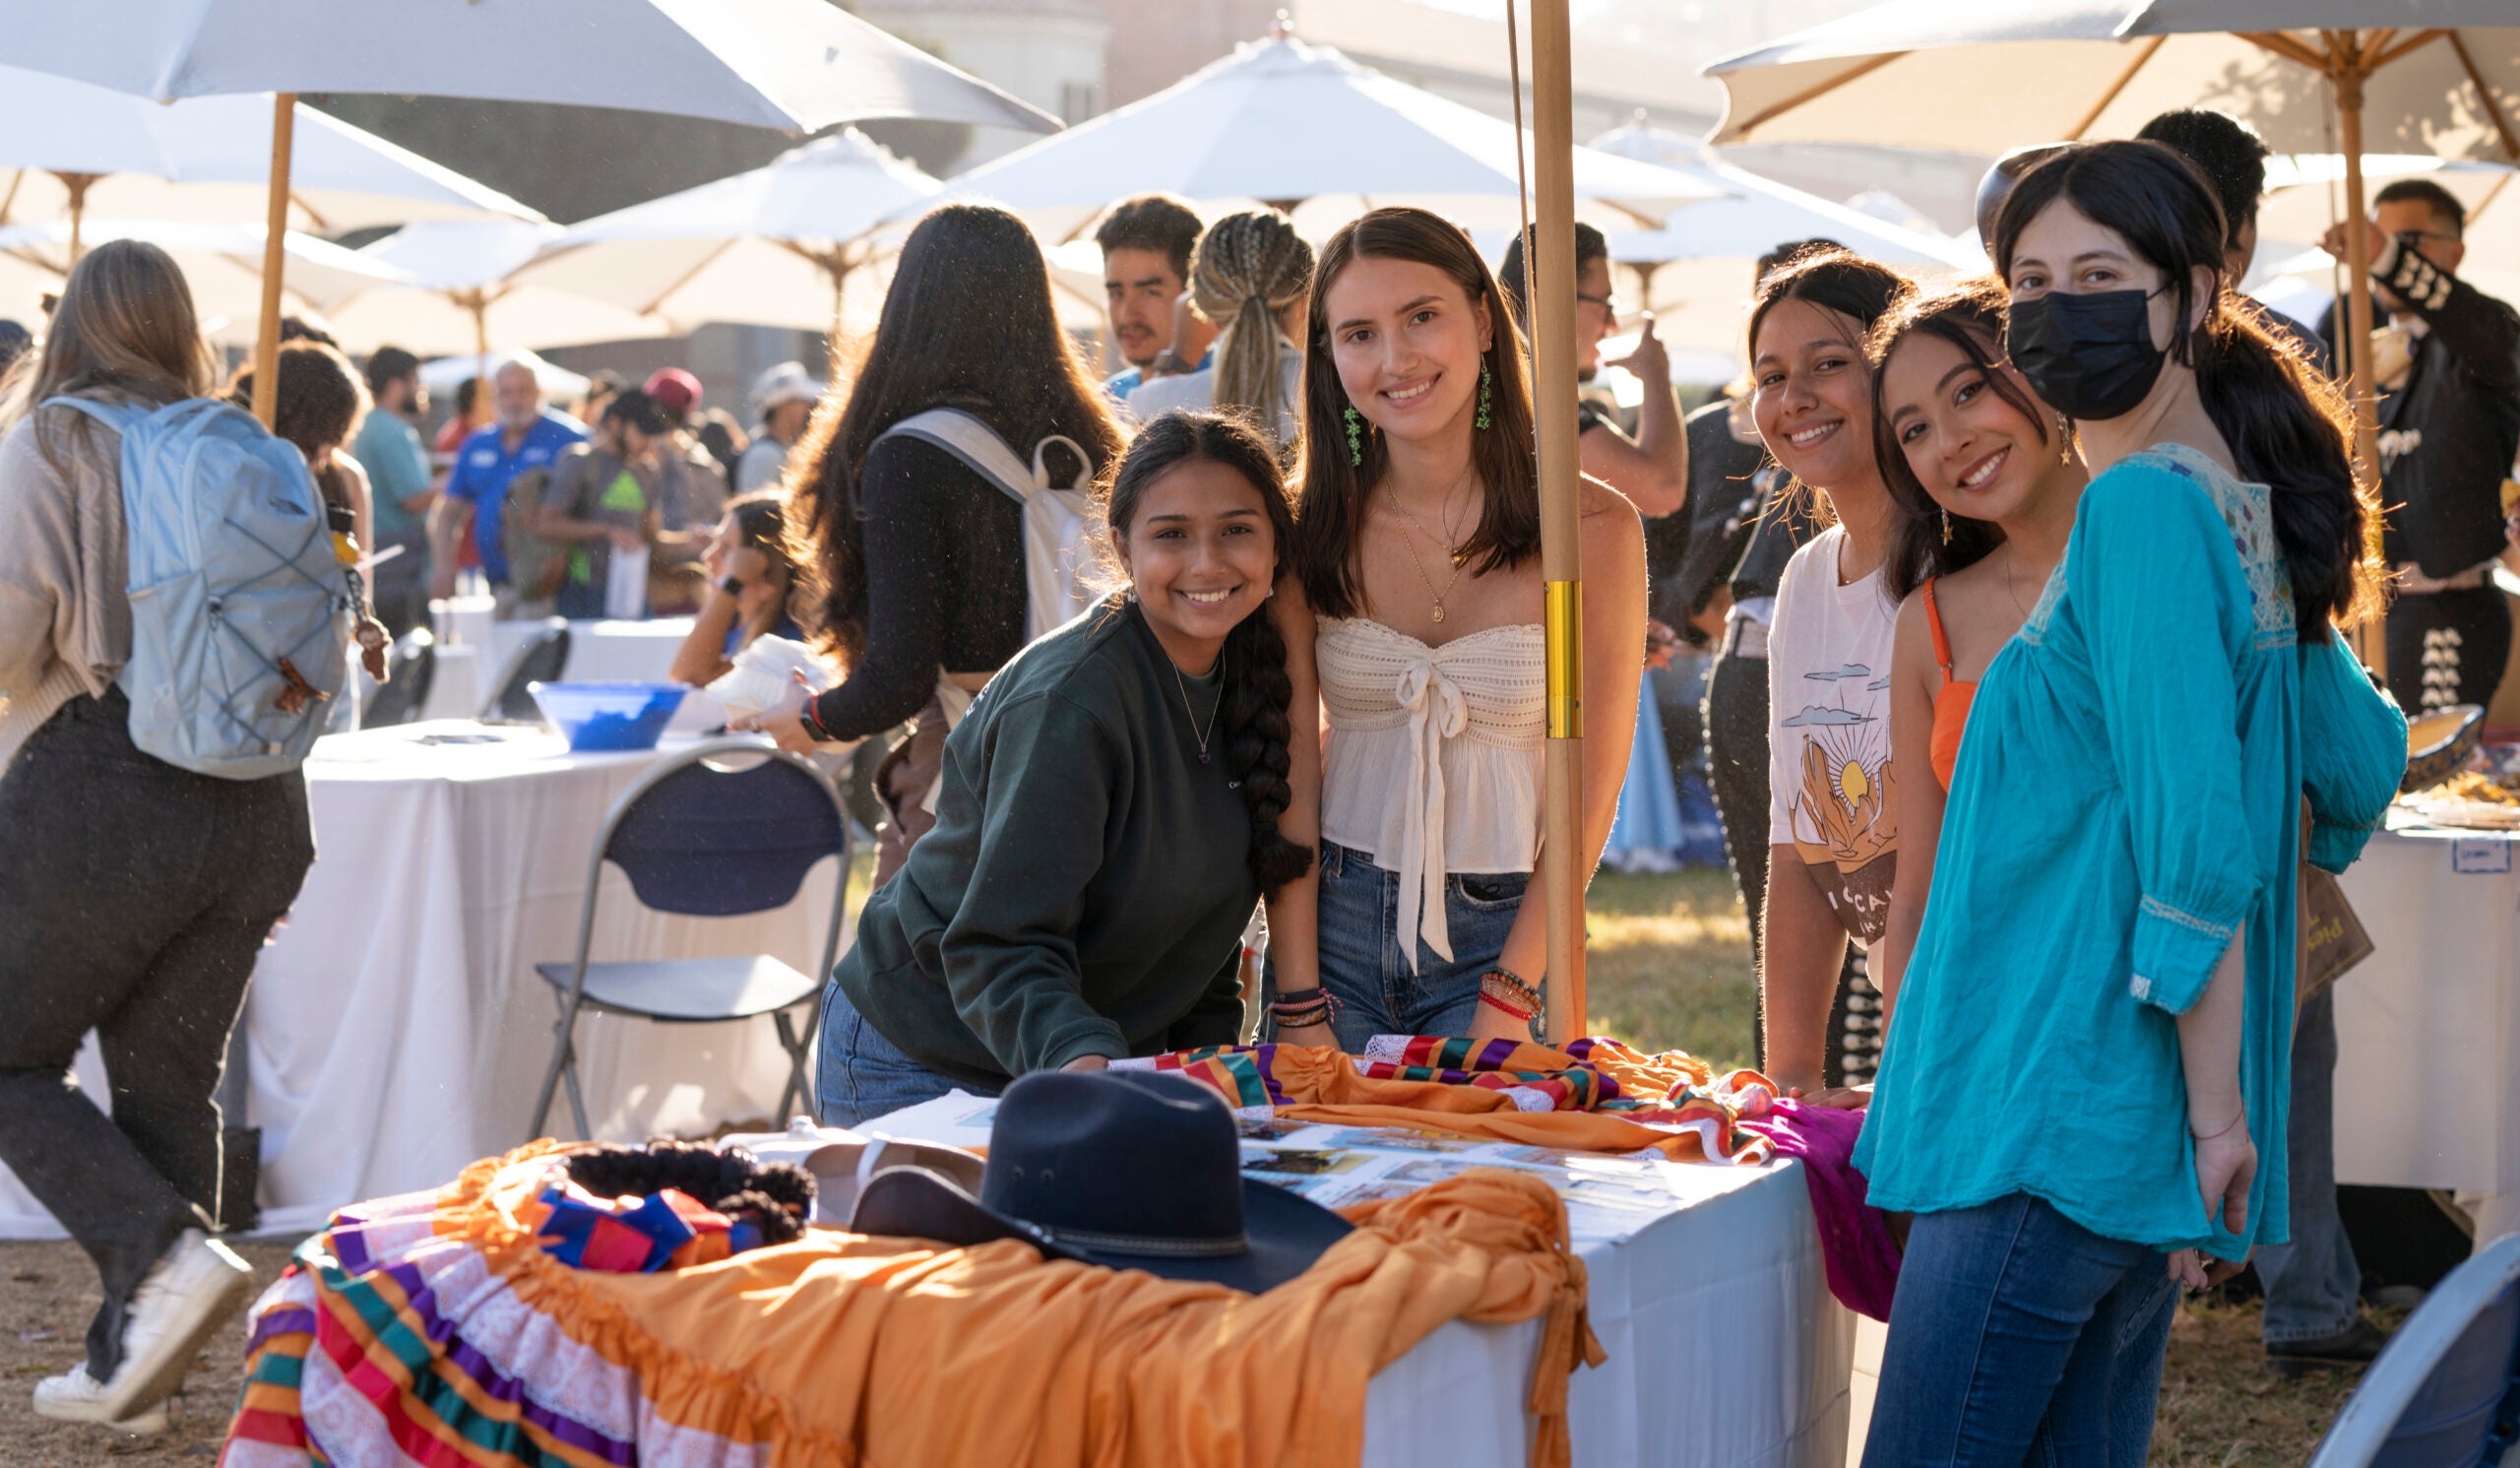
718, 575, 745, 598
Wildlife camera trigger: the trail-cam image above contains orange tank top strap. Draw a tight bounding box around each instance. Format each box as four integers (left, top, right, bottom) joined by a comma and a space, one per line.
1921, 577, 1955, 686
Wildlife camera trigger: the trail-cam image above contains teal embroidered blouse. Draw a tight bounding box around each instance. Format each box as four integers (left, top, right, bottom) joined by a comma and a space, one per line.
1854, 444, 2405, 1258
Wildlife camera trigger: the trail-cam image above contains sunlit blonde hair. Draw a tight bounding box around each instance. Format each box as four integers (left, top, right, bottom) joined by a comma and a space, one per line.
3, 239, 217, 467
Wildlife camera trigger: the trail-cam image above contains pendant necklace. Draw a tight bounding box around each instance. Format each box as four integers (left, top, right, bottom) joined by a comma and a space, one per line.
1387, 470, 1476, 623
1168, 658, 1220, 765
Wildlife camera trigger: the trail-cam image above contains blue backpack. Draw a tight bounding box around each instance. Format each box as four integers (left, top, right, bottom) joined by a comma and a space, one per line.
47, 396, 352, 780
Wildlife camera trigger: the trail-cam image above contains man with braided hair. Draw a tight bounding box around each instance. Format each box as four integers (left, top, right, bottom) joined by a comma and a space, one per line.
1126, 209, 1315, 453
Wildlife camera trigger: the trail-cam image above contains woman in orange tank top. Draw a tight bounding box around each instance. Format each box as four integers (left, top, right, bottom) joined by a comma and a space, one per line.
1868, 281, 2087, 1016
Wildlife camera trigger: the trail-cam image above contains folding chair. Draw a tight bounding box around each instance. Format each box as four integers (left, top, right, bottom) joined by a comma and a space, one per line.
528, 737, 850, 1142
2307, 1230, 2520, 1467
361, 628, 437, 728
483, 621, 570, 724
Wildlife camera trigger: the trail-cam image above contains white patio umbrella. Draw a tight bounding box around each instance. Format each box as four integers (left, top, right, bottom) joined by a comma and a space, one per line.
0, 0, 1060, 422
0, 219, 411, 342
505, 129, 945, 339
0, 65, 540, 259
1703, 1, 2520, 481
1584, 115, 1984, 359
939, 32, 1724, 247
325, 220, 656, 358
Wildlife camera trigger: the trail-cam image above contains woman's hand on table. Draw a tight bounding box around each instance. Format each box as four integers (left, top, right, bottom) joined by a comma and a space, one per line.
1275, 1020, 1338, 1050
1466, 999, 1534, 1046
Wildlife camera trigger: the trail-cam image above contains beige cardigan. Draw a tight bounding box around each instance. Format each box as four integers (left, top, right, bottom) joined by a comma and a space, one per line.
0, 404, 131, 770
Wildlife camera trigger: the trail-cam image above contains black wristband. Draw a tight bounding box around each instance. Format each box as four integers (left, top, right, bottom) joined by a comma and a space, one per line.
718, 575, 745, 598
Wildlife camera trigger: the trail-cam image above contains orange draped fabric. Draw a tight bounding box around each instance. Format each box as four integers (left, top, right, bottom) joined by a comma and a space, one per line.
230, 1145, 1606, 1468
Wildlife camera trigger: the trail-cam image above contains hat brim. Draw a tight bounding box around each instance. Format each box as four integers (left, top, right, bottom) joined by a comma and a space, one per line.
850, 1166, 1352, 1294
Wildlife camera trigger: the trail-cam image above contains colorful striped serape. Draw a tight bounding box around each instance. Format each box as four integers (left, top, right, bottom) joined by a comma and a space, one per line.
1121, 1036, 1779, 1166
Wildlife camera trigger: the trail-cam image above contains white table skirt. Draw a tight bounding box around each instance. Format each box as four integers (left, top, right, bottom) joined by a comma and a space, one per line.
0, 724, 843, 1240
2333, 820, 2520, 1241
862, 1095, 1854, 1468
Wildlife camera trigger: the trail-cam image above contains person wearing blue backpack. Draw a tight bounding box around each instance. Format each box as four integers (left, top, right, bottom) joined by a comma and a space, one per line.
0, 240, 349, 1435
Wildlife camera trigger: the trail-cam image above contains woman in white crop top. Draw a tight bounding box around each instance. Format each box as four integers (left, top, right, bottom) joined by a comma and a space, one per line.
1277, 208, 1647, 1051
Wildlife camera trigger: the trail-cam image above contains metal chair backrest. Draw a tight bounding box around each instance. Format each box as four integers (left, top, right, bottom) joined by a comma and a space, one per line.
2308, 1232, 2520, 1468
484, 623, 569, 723
601, 743, 848, 917
363, 629, 437, 728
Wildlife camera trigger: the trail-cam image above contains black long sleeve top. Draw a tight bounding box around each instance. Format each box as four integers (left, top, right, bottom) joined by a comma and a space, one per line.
806, 434, 1029, 740
2320, 245, 2520, 578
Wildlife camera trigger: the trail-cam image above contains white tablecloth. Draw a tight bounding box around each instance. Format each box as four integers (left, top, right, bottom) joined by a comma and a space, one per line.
2334, 819, 2520, 1241
863, 1095, 1855, 1468
0, 724, 842, 1240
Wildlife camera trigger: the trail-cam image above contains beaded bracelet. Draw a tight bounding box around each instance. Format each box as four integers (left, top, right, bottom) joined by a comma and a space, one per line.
1479, 967, 1546, 1042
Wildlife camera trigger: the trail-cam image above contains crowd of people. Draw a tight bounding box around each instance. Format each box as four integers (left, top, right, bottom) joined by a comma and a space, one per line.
1, 98, 2516, 1461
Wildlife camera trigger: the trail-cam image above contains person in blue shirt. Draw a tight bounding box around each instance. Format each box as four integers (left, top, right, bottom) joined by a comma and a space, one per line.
1855, 140, 2404, 1466
426, 359, 585, 601
1095, 194, 1214, 404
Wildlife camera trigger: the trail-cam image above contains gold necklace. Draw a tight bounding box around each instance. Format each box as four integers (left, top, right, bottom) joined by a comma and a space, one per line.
2002, 546, 2036, 619
1386, 473, 1476, 623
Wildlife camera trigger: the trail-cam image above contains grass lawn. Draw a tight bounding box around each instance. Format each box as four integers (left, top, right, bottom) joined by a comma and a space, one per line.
0, 865, 2359, 1463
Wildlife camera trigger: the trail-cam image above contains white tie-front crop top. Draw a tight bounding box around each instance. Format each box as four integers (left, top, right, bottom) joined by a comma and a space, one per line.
1315, 616, 1546, 968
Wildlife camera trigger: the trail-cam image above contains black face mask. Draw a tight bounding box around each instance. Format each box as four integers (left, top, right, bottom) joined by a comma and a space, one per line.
2004, 287, 2167, 422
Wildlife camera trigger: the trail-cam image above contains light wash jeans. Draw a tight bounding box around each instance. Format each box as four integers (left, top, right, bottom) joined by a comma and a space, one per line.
1288, 841, 1530, 1053
814, 982, 997, 1129
2255, 989, 2362, 1343
1863, 1193, 2180, 1468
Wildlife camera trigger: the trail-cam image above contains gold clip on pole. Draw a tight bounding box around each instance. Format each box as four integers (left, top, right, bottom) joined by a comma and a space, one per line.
1544, 579, 1583, 740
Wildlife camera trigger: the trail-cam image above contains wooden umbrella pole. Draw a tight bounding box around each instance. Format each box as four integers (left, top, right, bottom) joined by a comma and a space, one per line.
1528, 0, 1587, 1035
251, 94, 297, 428
2332, 40, 2383, 496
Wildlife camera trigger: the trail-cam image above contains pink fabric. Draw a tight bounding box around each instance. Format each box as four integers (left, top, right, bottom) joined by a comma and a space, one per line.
1738, 1100, 1901, 1320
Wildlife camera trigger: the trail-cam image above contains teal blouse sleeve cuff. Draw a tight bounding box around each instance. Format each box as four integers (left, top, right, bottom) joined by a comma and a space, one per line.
2129, 893, 2246, 1014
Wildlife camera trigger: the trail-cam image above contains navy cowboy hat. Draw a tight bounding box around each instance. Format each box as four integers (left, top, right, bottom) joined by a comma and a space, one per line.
850, 1069, 1353, 1292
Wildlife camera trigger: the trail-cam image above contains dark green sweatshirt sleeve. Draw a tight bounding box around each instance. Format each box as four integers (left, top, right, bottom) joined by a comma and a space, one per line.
1165, 940, 1249, 1053
938, 689, 1131, 1074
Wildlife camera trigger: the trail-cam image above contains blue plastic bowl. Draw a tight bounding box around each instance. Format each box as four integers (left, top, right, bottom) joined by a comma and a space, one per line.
528, 681, 687, 752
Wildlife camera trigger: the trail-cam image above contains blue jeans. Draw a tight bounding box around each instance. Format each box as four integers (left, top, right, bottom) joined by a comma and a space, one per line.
2256, 988, 2362, 1344
814, 981, 996, 1129
1288, 841, 1529, 1053
1864, 1193, 2180, 1468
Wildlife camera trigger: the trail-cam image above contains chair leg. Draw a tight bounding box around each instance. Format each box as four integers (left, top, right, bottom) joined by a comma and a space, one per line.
773, 1009, 813, 1125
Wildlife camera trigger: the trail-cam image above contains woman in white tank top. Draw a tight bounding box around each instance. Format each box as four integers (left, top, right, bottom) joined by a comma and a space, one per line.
1274, 208, 1648, 1052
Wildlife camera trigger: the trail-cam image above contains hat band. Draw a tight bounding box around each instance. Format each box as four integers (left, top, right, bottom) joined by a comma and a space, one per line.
1034, 1224, 1249, 1259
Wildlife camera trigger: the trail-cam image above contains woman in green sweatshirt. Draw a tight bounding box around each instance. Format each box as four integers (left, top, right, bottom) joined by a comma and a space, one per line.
818, 411, 1321, 1124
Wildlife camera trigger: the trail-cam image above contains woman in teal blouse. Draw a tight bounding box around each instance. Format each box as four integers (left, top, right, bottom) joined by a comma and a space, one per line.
1856, 141, 2404, 1465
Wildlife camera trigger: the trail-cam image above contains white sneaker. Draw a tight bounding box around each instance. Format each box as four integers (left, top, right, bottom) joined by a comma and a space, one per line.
98, 1229, 254, 1422
30, 1366, 172, 1435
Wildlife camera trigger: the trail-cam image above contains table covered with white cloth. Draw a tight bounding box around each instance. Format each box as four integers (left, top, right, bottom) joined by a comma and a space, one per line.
2333, 818, 2520, 1242
865, 1093, 1857, 1468
0, 723, 839, 1239
420, 616, 724, 733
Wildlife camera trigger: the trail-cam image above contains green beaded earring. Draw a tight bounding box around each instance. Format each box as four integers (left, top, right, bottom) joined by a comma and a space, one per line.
1343, 405, 1364, 467
1475, 363, 1493, 431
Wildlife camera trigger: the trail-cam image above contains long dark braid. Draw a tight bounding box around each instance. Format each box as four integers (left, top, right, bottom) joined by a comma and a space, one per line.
1099, 410, 1315, 893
